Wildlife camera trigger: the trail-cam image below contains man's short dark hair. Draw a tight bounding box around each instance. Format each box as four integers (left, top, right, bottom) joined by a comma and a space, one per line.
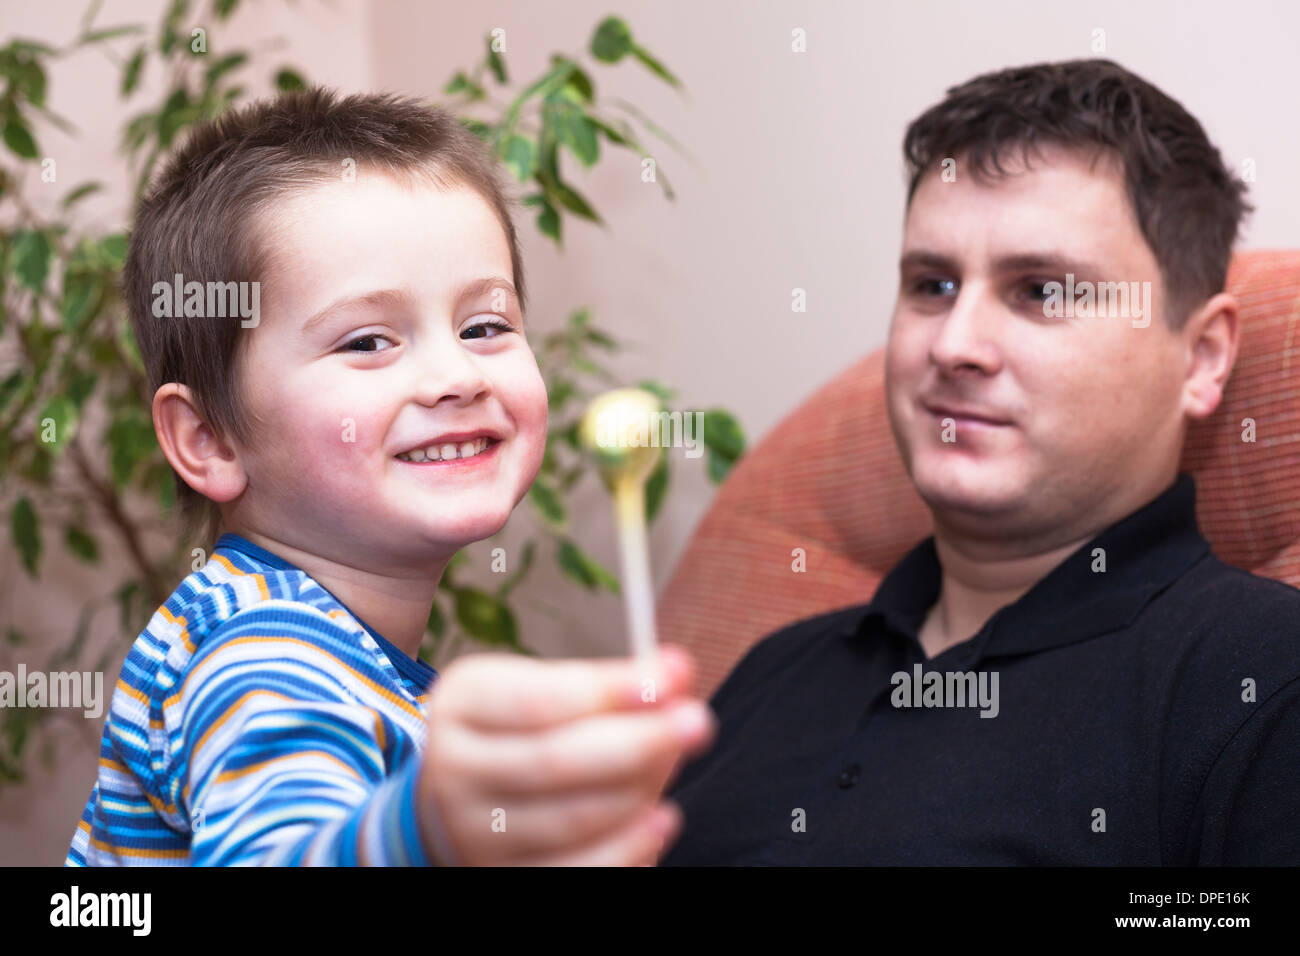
902, 58, 1251, 330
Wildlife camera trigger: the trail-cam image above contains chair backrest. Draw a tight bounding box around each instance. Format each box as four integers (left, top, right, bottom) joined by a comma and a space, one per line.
657, 250, 1300, 697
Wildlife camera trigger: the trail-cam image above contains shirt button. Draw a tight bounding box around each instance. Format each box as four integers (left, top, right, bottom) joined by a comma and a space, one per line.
837, 763, 860, 788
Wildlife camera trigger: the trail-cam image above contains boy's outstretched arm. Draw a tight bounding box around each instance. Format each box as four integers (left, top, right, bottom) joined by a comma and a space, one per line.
180, 603, 434, 866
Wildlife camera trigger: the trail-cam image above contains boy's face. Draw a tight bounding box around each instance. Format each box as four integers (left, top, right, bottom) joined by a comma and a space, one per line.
885, 144, 1192, 541
227, 173, 547, 565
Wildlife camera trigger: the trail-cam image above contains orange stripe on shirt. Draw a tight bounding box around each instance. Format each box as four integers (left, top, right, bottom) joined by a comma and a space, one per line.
213, 748, 362, 785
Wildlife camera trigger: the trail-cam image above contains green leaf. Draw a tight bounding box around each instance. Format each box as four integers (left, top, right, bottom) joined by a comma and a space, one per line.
631, 44, 680, 87
636, 379, 676, 403
645, 453, 669, 522
528, 477, 566, 529
565, 65, 594, 103
588, 115, 631, 146
275, 68, 306, 92
156, 87, 193, 146
459, 117, 493, 141
122, 46, 146, 96
7, 39, 57, 57
115, 581, 141, 633
498, 539, 535, 598
547, 377, 577, 410
454, 587, 519, 648
538, 171, 601, 223
5, 628, 25, 646
61, 270, 103, 331
204, 52, 247, 89
37, 395, 77, 454
0, 369, 24, 411
536, 199, 561, 243
99, 233, 128, 268
708, 448, 733, 483
107, 409, 158, 487
216, 0, 241, 19
66, 369, 98, 409
11, 497, 40, 576
159, 0, 189, 55
591, 17, 633, 63
551, 101, 598, 167
501, 59, 575, 135
22, 445, 54, 486
585, 327, 618, 351
557, 538, 620, 594
486, 37, 507, 84
64, 526, 99, 563
15, 58, 47, 108
443, 71, 484, 100
62, 181, 104, 208
703, 408, 745, 461
79, 24, 146, 45
3, 116, 38, 159
9, 230, 52, 292
501, 134, 535, 182
426, 597, 445, 639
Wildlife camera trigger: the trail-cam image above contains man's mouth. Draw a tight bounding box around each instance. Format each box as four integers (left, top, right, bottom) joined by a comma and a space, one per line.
395, 437, 500, 463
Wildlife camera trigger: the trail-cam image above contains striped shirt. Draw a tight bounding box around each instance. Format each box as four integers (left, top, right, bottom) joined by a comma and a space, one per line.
65, 533, 439, 866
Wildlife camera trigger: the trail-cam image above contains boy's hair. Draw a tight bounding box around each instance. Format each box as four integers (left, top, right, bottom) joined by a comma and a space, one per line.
124, 86, 527, 553
901, 58, 1251, 330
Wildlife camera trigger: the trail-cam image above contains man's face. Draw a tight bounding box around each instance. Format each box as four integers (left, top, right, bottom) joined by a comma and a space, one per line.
885, 145, 1189, 542
228, 173, 548, 567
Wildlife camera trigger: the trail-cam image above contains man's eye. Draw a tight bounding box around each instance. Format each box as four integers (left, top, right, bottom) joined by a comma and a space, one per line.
1022, 279, 1055, 303
462, 318, 518, 340
341, 334, 394, 353
912, 277, 958, 297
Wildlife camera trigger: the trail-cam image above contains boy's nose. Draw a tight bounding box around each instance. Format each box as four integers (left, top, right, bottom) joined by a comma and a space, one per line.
412, 342, 491, 407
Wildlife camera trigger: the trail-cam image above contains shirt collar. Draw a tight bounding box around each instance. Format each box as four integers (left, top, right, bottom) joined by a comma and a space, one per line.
213, 532, 436, 685
845, 472, 1210, 658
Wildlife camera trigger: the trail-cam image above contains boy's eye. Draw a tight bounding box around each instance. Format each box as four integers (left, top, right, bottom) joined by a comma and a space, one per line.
341, 334, 395, 353
462, 317, 518, 340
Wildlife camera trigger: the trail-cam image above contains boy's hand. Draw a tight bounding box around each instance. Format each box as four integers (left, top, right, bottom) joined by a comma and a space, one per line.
416, 644, 715, 866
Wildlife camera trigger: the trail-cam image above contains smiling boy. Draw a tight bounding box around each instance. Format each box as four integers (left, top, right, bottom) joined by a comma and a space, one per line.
664, 59, 1300, 865
66, 88, 715, 867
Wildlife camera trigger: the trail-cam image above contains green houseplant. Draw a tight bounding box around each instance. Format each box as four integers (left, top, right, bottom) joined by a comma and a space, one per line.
0, 1, 745, 785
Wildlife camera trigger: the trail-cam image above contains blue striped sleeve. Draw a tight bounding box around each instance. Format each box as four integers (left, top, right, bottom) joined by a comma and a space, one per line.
179, 603, 434, 866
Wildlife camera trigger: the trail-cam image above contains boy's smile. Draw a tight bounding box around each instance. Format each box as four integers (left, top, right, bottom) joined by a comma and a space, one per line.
208, 170, 548, 654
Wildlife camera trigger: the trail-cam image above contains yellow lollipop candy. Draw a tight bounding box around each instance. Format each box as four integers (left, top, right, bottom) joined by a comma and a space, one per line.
578, 389, 664, 666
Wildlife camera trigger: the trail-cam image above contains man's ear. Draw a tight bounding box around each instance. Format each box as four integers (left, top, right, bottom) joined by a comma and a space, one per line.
1181, 291, 1240, 421
152, 383, 247, 503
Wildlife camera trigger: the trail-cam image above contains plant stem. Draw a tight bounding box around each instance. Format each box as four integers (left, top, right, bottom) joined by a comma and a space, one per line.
68, 434, 167, 606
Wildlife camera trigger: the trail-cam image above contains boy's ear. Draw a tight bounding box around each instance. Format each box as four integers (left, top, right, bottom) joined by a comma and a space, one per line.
152, 383, 248, 503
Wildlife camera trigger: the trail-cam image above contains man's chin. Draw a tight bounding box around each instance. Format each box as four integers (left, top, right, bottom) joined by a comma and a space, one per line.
909, 459, 1026, 520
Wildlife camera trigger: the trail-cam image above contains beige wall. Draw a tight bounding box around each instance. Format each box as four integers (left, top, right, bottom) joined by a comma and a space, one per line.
2, 0, 1297, 863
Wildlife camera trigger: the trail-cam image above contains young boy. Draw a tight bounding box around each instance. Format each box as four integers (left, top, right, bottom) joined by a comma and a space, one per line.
65, 87, 715, 867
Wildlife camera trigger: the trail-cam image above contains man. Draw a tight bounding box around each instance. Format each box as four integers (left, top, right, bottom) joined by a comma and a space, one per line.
661, 59, 1300, 866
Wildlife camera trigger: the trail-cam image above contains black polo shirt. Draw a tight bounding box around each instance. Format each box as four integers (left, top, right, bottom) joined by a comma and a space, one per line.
662, 473, 1300, 865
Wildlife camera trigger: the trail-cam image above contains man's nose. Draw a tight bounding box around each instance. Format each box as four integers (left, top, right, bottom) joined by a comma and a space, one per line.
928, 283, 1003, 377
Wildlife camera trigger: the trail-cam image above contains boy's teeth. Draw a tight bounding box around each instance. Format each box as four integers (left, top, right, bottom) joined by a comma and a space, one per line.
397, 437, 492, 462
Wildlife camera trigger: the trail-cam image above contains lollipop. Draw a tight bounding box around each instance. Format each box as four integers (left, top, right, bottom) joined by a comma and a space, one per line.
578, 388, 663, 667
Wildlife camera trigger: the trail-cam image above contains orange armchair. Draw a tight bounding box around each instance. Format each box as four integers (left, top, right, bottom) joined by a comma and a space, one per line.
658, 250, 1300, 697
